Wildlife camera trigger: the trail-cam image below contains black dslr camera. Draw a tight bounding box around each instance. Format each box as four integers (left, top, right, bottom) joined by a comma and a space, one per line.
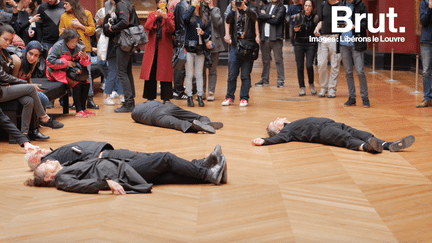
235, 0, 243, 7
104, 12, 117, 29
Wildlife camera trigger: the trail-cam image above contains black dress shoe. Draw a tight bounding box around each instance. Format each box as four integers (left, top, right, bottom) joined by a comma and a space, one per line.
197, 96, 204, 107
389, 135, 415, 152
205, 154, 226, 185
204, 121, 223, 130
27, 129, 49, 140
87, 97, 99, 109
187, 96, 194, 107
191, 120, 215, 134
114, 104, 135, 113
364, 137, 383, 153
199, 145, 222, 168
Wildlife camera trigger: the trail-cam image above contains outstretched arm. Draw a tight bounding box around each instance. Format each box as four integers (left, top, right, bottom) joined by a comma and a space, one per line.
252, 138, 265, 146
106, 179, 126, 195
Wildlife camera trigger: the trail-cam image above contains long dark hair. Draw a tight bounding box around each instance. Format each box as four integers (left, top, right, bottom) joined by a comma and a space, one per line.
64, 0, 88, 26
302, 0, 316, 16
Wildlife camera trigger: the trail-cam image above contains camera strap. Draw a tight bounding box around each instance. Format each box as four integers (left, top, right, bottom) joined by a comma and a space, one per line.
236, 10, 247, 39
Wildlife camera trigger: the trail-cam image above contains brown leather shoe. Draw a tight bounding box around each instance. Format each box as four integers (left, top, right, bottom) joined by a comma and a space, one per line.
416, 100, 432, 108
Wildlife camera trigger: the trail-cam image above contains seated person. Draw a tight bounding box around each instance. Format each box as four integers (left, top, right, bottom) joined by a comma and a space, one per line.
25, 141, 227, 184
24, 151, 226, 194
46, 28, 94, 118
132, 101, 223, 134
0, 106, 39, 151
252, 117, 415, 153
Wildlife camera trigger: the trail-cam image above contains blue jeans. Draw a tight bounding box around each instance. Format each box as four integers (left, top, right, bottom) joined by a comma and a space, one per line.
102, 57, 124, 96
37, 91, 49, 108
226, 46, 254, 101
421, 43, 432, 101
340, 45, 368, 99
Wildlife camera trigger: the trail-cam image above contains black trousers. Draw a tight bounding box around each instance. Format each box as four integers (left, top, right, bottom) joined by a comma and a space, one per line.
72, 83, 90, 112
143, 44, 173, 101
116, 47, 135, 106
318, 122, 385, 150
150, 104, 211, 132
294, 43, 316, 88
102, 149, 207, 184
173, 68, 185, 93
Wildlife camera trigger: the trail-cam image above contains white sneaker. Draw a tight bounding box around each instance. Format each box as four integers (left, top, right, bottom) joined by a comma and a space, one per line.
221, 98, 232, 106
110, 91, 119, 98
104, 97, 115, 105
117, 96, 125, 104
239, 99, 248, 107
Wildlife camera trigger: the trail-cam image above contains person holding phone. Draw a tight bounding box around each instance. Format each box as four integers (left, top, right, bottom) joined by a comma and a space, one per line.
139, 0, 175, 104
182, 0, 210, 107
292, 0, 319, 96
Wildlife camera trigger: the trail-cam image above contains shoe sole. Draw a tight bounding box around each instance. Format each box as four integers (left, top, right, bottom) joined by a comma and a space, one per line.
215, 157, 226, 185
389, 135, 415, 152
220, 154, 227, 184
367, 137, 383, 153
192, 120, 215, 134
344, 104, 356, 107
207, 122, 223, 130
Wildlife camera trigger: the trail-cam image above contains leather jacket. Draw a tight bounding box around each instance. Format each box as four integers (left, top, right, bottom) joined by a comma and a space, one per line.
0, 49, 27, 87
258, 2, 286, 41
173, 0, 189, 46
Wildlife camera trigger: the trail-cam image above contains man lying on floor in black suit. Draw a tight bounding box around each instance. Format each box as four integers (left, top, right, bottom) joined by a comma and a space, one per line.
252, 117, 415, 153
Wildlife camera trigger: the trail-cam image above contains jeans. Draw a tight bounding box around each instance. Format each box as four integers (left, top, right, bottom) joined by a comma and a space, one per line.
86, 52, 94, 97
226, 46, 254, 101
340, 45, 368, 99
116, 47, 135, 106
317, 37, 341, 92
103, 57, 124, 96
421, 43, 432, 101
260, 38, 285, 84
185, 52, 205, 97
37, 91, 49, 108
294, 43, 316, 88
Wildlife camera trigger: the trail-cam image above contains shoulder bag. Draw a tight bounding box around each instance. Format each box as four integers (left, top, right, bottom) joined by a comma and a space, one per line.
118, 25, 148, 52
66, 63, 89, 82
172, 46, 187, 70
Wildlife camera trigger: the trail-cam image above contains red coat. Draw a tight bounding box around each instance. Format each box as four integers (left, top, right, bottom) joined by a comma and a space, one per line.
140, 11, 175, 82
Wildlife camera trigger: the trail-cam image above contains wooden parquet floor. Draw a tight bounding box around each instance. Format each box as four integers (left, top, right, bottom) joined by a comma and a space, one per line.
1, 42, 432, 242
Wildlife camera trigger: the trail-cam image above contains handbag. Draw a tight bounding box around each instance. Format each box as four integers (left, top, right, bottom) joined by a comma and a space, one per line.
118, 25, 148, 52
97, 31, 109, 61
235, 39, 259, 61
203, 46, 213, 68
66, 63, 89, 82
172, 46, 187, 70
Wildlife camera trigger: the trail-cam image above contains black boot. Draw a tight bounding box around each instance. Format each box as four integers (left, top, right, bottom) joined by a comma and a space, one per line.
187, 96, 194, 107
114, 103, 135, 113
363, 137, 383, 153
87, 97, 99, 109
27, 128, 49, 140
197, 96, 204, 107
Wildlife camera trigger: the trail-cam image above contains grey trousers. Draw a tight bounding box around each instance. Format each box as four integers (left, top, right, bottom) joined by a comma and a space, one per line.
203, 52, 219, 94
0, 84, 46, 133
317, 36, 341, 92
260, 38, 285, 83
340, 45, 368, 99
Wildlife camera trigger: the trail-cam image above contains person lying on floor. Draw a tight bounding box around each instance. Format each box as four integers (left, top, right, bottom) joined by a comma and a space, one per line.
251, 117, 415, 153
24, 147, 226, 194
131, 100, 223, 134
25, 141, 227, 184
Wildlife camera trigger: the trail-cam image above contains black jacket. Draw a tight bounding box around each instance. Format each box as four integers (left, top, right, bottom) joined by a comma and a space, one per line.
0, 49, 27, 87
258, 2, 286, 41
225, 2, 258, 47
341, 0, 368, 51
41, 141, 114, 164
36, 1, 65, 44
102, 14, 117, 60
111, 0, 140, 42
55, 158, 153, 194
173, 0, 189, 45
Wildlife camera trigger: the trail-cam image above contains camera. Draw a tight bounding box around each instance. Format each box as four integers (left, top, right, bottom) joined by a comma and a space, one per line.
104, 12, 117, 29
235, 0, 243, 8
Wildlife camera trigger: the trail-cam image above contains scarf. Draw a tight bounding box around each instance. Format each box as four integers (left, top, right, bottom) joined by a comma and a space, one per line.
156, 16, 162, 40
21, 40, 43, 75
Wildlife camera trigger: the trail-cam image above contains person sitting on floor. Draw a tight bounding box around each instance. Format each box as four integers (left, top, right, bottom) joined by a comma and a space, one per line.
251, 117, 415, 153
131, 100, 223, 134
24, 147, 226, 194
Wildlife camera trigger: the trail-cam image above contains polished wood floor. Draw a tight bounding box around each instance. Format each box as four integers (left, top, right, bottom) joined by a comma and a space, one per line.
1, 42, 432, 242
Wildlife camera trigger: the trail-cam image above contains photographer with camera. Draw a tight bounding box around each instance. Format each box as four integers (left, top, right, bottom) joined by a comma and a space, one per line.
221, 0, 258, 107
107, 0, 140, 113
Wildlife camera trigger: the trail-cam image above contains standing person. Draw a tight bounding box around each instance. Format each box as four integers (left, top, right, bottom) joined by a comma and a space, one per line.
293, 0, 319, 96
0, 24, 59, 139
46, 28, 93, 118
172, 0, 190, 100
339, 0, 369, 107
182, 0, 210, 107
140, 0, 175, 104
13, 0, 41, 44
256, 0, 285, 88
285, 0, 302, 47
101, 3, 125, 105
313, 0, 342, 98
417, 0, 432, 108
108, 0, 141, 113
201, 0, 224, 101
59, 0, 98, 109
35, 0, 65, 109
221, 0, 258, 107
